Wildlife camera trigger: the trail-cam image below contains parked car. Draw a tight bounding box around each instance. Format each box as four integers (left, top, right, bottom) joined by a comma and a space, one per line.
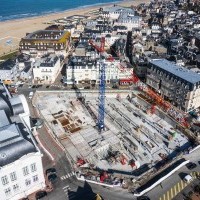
84, 86, 90, 89
35, 191, 47, 200
183, 174, 193, 183
45, 168, 56, 175
48, 174, 57, 182
28, 91, 34, 99
186, 162, 197, 170
18, 84, 24, 88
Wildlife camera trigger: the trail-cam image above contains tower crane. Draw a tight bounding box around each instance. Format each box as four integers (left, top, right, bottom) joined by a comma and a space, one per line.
90, 37, 109, 130
89, 37, 189, 128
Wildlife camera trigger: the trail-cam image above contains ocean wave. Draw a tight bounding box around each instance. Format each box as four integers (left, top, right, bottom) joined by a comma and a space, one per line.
0, 12, 39, 21
0, 0, 122, 22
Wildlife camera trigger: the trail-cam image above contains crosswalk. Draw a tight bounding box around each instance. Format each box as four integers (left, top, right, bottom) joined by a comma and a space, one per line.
50, 84, 65, 88
159, 171, 200, 200
60, 171, 75, 180
63, 185, 76, 199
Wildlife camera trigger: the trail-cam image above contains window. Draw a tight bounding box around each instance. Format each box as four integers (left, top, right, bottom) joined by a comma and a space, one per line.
30, 163, 37, 172
33, 175, 38, 182
13, 184, 19, 192
25, 179, 31, 186
1, 176, 9, 185
4, 188, 11, 196
22, 166, 29, 176
10, 172, 17, 181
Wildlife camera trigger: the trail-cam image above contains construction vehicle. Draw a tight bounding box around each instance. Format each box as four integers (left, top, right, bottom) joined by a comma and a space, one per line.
89, 38, 189, 128
76, 157, 86, 167
100, 171, 108, 182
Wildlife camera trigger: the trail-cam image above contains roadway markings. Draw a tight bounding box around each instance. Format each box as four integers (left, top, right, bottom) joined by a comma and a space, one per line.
63, 185, 76, 199
60, 172, 75, 180
159, 171, 200, 200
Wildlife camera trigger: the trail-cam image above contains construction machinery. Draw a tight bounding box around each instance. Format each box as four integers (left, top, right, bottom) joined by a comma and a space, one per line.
89, 37, 189, 128
89, 37, 111, 131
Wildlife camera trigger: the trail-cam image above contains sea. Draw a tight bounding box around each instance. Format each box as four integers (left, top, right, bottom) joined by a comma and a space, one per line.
0, 0, 122, 22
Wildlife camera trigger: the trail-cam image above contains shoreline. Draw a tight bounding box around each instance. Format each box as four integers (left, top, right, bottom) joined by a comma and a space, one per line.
0, 0, 150, 56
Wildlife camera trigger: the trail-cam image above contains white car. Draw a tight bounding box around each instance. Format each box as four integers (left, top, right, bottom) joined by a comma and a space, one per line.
183, 174, 193, 183
28, 91, 34, 99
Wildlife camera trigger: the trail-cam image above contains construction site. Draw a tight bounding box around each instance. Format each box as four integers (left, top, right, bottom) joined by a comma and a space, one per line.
33, 89, 192, 185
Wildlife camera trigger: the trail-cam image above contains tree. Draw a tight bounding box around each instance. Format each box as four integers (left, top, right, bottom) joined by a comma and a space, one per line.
194, 185, 200, 194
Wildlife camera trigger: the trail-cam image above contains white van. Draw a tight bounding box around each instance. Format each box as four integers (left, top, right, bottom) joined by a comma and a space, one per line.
183, 174, 193, 183
29, 91, 34, 99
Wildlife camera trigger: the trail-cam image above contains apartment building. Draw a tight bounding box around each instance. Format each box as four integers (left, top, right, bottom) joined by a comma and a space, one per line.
147, 59, 200, 111
19, 30, 71, 56
66, 56, 132, 84
114, 14, 142, 30
100, 5, 135, 20
33, 54, 61, 83
0, 86, 45, 200
0, 59, 17, 84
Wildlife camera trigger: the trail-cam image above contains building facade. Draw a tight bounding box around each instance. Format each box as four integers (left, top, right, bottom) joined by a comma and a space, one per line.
19, 30, 71, 56
0, 60, 18, 84
114, 15, 142, 31
33, 54, 61, 83
147, 59, 200, 111
100, 5, 135, 20
0, 86, 45, 200
66, 56, 133, 84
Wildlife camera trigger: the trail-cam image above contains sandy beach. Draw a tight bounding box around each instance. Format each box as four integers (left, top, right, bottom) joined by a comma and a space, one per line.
0, 0, 150, 56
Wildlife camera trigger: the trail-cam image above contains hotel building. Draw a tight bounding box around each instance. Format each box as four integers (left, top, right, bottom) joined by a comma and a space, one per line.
19, 30, 71, 56
0, 83, 45, 200
147, 59, 200, 112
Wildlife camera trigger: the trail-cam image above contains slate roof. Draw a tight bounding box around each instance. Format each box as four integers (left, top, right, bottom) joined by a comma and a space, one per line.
150, 59, 200, 84
0, 122, 37, 166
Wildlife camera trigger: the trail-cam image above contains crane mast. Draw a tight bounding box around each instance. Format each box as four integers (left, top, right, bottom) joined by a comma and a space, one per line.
98, 61, 106, 130
90, 37, 107, 131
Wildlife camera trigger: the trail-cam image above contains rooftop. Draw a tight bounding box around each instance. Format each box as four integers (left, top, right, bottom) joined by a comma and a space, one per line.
102, 5, 135, 15
22, 30, 70, 43
24, 30, 65, 40
150, 59, 200, 84
0, 59, 16, 70
0, 86, 38, 166
34, 54, 59, 68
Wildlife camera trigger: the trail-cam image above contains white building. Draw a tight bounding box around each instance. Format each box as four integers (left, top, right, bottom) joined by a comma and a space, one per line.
100, 5, 141, 31
114, 14, 142, 31
66, 56, 132, 84
0, 88, 45, 200
0, 60, 18, 84
33, 54, 61, 83
20, 62, 33, 81
101, 5, 135, 20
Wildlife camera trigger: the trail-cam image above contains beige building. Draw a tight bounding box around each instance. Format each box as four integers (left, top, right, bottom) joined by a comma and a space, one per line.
147, 59, 200, 112
19, 30, 71, 56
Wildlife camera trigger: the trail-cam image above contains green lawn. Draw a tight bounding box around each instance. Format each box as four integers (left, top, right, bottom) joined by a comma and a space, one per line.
0, 51, 18, 60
